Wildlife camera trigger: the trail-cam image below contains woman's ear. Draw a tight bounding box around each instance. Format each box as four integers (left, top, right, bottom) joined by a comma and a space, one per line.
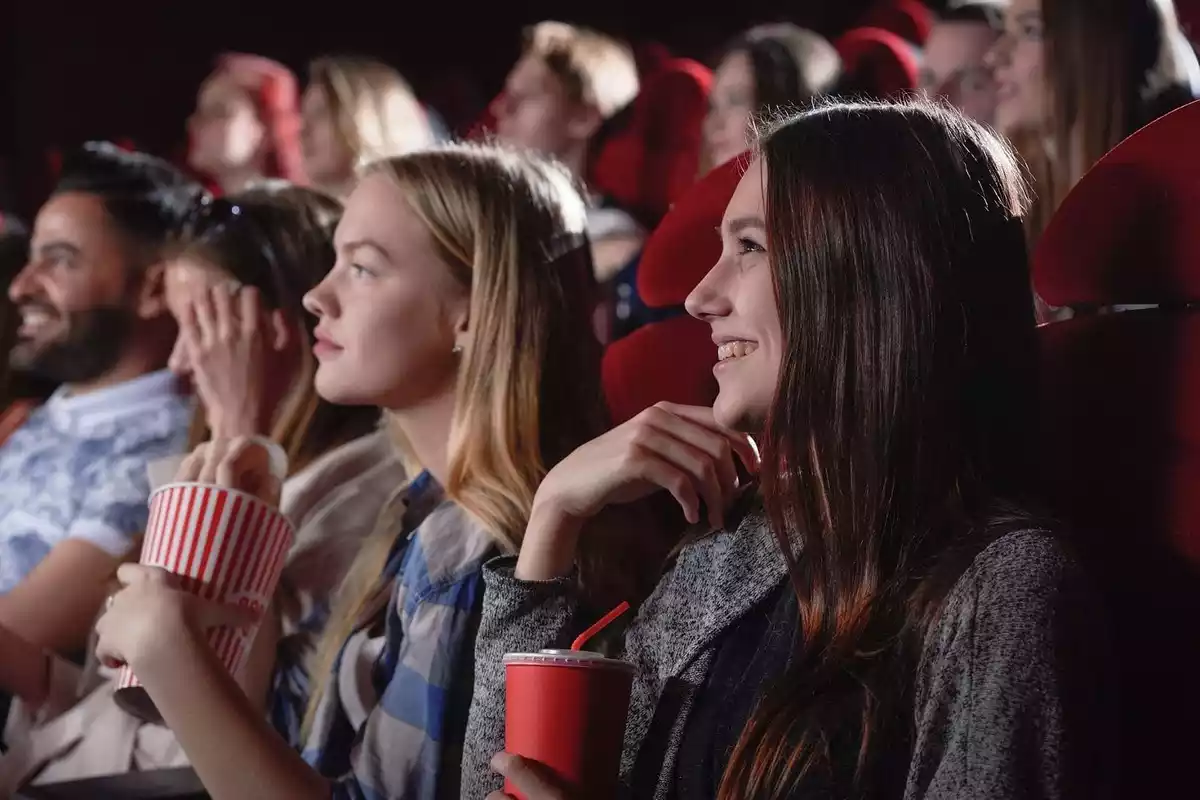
452, 302, 470, 355
268, 309, 293, 352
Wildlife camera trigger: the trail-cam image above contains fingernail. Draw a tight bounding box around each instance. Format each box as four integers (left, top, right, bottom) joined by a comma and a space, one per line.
490, 752, 512, 771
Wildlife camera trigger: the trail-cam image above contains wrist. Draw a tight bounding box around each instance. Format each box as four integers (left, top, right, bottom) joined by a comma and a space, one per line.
208, 412, 260, 440
516, 497, 586, 581
132, 607, 197, 679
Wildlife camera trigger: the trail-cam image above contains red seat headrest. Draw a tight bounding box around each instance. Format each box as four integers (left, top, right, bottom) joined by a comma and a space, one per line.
858, 0, 933, 45
835, 27, 920, 98
1033, 98, 1200, 306
602, 315, 718, 424
637, 155, 746, 309
591, 57, 713, 225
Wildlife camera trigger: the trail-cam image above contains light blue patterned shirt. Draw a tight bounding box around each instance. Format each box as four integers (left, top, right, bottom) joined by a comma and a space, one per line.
0, 369, 192, 593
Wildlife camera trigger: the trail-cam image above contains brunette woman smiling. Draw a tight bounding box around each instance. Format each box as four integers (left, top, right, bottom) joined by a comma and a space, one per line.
465, 99, 1113, 800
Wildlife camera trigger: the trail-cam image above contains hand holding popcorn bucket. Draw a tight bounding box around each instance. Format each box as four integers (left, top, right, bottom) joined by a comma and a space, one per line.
114, 437, 292, 722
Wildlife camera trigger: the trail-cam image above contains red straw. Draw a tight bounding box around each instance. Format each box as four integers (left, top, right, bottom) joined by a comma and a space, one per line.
570, 601, 631, 651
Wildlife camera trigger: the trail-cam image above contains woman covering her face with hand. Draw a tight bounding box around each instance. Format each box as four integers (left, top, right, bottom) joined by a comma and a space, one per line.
0, 184, 400, 790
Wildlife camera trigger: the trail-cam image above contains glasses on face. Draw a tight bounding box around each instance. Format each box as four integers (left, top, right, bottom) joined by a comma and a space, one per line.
183, 196, 291, 310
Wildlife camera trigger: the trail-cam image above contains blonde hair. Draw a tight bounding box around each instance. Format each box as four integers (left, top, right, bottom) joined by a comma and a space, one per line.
303, 142, 608, 735
309, 56, 435, 171
523, 21, 640, 119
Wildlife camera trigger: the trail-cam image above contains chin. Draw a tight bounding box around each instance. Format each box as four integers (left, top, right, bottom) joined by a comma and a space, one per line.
9, 341, 43, 371
712, 393, 763, 435
313, 374, 362, 407
995, 104, 1034, 136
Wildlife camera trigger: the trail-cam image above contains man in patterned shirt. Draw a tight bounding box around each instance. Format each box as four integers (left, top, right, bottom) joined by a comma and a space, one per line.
0, 143, 197, 660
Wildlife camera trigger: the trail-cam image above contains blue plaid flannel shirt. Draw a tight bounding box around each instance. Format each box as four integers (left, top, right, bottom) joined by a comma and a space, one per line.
302, 471, 496, 799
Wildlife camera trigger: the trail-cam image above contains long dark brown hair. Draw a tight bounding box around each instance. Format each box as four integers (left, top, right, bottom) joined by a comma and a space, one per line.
1018, 0, 1195, 242
719, 99, 1041, 798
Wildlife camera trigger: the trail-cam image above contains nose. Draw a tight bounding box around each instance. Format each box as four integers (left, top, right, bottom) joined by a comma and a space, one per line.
685, 254, 735, 322
8, 260, 40, 305
490, 93, 512, 124
302, 270, 337, 320
702, 108, 722, 146
984, 33, 1011, 70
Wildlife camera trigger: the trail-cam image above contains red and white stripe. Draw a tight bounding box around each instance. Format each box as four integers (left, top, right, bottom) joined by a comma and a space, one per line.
119, 483, 294, 690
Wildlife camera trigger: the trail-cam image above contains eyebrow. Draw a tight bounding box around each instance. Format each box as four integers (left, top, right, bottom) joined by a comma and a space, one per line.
33, 240, 81, 258
1013, 10, 1042, 24
340, 238, 393, 261
724, 215, 766, 235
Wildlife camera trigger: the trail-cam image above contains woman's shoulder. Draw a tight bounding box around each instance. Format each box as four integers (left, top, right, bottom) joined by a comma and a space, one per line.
953, 528, 1079, 604
928, 525, 1096, 662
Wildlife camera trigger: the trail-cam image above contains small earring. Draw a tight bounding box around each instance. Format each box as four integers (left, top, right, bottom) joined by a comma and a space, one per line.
452, 343, 463, 355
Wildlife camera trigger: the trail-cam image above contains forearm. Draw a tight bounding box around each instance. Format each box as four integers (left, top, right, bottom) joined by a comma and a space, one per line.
0, 541, 118, 654
138, 629, 330, 800
0, 622, 48, 705
462, 558, 582, 797
238, 603, 282, 710
514, 499, 585, 581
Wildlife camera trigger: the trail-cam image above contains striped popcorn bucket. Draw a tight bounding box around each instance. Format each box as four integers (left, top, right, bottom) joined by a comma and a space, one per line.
114, 481, 293, 722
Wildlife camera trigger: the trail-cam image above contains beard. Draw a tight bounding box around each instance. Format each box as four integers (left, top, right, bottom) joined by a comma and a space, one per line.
10, 305, 135, 385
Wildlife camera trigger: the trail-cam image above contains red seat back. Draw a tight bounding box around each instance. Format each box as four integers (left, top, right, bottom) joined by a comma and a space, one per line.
857, 0, 933, 45
600, 154, 744, 422
1038, 313, 1200, 797
1034, 99, 1200, 797
591, 56, 712, 227
834, 27, 920, 99
602, 315, 718, 425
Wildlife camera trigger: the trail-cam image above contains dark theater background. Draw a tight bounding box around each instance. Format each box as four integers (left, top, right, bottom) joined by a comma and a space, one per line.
0, 0, 907, 218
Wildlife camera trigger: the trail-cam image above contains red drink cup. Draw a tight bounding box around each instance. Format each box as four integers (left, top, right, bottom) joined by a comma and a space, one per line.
114, 482, 294, 722
504, 649, 635, 800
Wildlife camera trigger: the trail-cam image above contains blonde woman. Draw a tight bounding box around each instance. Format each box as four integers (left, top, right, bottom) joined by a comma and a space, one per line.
92, 143, 608, 799
300, 56, 435, 198
0, 185, 400, 789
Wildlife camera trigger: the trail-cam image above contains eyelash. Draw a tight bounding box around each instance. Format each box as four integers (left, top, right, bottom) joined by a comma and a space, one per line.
350, 263, 373, 278
737, 237, 764, 255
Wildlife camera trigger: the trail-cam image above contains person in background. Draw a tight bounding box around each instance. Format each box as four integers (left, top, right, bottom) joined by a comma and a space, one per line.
920, 0, 1005, 125
92, 143, 610, 799
702, 23, 842, 172
0, 143, 196, 658
188, 53, 307, 194
0, 184, 403, 790
464, 99, 1112, 799
492, 21, 643, 285
987, 0, 1199, 244
300, 56, 436, 199
0, 214, 51, 440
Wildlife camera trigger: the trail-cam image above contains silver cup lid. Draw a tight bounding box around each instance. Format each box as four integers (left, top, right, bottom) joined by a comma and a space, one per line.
503, 649, 634, 672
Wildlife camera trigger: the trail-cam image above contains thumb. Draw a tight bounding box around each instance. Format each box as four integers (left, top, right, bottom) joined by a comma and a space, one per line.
490, 753, 567, 800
